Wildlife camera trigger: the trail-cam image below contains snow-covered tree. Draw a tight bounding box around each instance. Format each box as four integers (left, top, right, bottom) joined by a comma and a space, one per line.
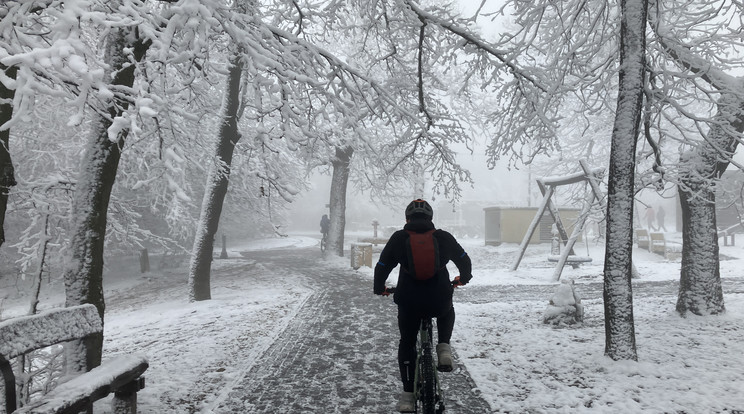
1, 0, 155, 368
598, 0, 647, 361
647, 0, 744, 316
326, 145, 353, 256
63, 24, 153, 371
189, 50, 244, 301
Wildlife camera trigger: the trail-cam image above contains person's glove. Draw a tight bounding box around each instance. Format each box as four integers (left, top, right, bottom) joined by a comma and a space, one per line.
374, 286, 390, 296
454, 274, 472, 286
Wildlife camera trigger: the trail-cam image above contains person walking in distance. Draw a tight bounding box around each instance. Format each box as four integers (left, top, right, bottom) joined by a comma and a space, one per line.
656, 205, 668, 232
373, 199, 473, 412
645, 206, 657, 231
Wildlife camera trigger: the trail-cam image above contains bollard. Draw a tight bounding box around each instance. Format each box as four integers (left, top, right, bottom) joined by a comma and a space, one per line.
220, 234, 228, 259
372, 220, 379, 238
350, 243, 373, 269
139, 248, 150, 273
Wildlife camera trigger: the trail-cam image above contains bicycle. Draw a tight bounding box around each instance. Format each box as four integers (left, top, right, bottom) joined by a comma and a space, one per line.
383, 279, 463, 414
320, 231, 328, 256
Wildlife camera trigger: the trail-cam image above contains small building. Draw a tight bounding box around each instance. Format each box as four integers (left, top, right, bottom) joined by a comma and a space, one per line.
484, 206, 582, 246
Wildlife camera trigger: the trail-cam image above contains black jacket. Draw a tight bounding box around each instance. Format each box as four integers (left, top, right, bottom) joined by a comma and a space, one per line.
373, 219, 472, 317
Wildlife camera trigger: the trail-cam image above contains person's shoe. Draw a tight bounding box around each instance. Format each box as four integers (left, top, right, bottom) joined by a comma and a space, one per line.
397, 391, 415, 412
437, 343, 453, 372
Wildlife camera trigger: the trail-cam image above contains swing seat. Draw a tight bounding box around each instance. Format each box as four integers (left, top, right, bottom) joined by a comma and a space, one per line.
547, 255, 593, 264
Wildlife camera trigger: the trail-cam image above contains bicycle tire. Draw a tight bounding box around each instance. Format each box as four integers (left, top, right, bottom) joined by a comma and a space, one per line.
420, 347, 437, 414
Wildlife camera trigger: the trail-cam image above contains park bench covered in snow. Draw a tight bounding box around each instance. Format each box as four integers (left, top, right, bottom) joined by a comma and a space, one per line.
635, 228, 650, 250
649, 232, 666, 255
0, 304, 148, 414
650, 232, 683, 260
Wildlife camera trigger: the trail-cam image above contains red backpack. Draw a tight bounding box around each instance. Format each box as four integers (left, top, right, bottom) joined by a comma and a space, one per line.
405, 230, 441, 280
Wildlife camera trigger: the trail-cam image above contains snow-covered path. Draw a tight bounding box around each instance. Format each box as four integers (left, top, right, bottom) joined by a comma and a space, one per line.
206, 247, 491, 413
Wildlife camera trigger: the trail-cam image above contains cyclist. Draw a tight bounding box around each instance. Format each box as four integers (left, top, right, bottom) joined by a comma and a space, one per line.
373, 199, 473, 412
320, 214, 330, 238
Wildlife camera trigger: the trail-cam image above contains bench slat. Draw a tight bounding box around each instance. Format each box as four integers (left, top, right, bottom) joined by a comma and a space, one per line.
547, 255, 593, 263
0, 305, 101, 360
14, 355, 148, 414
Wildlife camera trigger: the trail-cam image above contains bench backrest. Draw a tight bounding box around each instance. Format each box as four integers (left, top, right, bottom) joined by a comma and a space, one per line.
0, 304, 102, 413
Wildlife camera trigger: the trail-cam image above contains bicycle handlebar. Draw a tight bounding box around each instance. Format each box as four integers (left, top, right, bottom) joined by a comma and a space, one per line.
381, 277, 464, 296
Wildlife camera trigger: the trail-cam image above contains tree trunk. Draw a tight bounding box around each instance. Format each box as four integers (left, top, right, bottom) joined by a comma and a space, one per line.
327, 146, 353, 257
188, 55, 243, 301
676, 93, 743, 316
0, 63, 18, 248
63, 27, 150, 372
28, 213, 50, 315
602, 0, 646, 361
677, 186, 724, 315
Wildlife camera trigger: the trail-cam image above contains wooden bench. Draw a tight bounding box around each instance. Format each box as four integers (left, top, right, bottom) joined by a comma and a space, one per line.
718, 223, 742, 246
0, 304, 148, 414
635, 228, 650, 250
718, 230, 737, 246
649, 232, 666, 256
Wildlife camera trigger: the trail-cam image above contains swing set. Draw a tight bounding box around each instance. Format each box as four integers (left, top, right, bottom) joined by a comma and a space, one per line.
511, 160, 605, 281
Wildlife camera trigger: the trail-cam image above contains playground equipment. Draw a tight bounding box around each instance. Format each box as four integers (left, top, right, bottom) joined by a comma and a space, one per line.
511, 160, 605, 281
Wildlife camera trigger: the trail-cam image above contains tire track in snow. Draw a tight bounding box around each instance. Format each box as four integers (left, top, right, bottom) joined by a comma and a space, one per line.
199, 281, 314, 413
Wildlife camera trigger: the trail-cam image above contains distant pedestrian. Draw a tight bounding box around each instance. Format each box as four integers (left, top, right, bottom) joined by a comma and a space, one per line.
645, 206, 657, 231
320, 214, 330, 238
656, 206, 668, 232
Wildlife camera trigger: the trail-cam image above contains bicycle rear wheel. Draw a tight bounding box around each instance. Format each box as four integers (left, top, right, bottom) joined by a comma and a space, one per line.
419, 347, 437, 414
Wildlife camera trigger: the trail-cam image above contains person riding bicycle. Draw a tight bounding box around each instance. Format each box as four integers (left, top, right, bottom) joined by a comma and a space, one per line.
373, 199, 473, 412
320, 214, 330, 238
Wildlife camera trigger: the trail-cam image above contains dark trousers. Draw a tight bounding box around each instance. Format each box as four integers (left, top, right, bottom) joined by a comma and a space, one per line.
397, 306, 455, 392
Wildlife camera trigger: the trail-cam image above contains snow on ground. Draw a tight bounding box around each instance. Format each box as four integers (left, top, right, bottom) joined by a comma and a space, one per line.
2, 231, 744, 413
448, 239, 744, 413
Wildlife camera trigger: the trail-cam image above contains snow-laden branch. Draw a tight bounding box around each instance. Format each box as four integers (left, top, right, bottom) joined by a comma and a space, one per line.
404, 0, 549, 94
651, 30, 741, 93
647, 0, 744, 174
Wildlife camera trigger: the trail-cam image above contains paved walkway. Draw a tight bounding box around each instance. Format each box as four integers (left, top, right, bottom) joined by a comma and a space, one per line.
209, 247, 492, 413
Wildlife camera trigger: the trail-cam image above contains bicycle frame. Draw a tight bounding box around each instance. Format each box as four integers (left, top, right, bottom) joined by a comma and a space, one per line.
320, 232, 328, 256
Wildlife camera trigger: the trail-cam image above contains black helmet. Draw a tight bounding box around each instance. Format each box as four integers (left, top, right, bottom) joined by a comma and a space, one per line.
405, 199, 433, 219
